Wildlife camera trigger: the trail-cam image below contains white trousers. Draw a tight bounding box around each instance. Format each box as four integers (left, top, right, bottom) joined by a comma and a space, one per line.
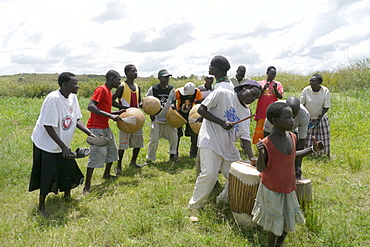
188, 148, 233, 210
146, 122, 178, 161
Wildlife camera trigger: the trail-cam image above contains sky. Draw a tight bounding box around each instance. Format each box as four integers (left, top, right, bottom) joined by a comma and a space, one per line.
0, 0, 369, 78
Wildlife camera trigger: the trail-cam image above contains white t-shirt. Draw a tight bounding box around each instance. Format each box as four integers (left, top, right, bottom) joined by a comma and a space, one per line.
198, 88, 251, 161
300, 86, 330, 119
31, 90, 82, 153
229, 75, 251, 87
214, 81, 234, 91
264, 100, 310, 139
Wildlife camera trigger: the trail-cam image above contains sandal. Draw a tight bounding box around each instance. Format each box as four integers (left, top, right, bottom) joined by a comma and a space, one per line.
74, 148, 90, 158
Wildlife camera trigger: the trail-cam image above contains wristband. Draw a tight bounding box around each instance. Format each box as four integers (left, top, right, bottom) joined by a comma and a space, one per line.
311, 146, 317, 153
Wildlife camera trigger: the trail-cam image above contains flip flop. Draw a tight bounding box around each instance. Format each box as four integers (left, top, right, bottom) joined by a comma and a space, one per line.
73, 148, 91, 158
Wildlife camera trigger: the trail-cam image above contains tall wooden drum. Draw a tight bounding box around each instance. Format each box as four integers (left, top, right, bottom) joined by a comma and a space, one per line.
228, 161, 260, 228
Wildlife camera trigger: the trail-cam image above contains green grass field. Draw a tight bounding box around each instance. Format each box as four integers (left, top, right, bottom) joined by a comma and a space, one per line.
0, 71, 369, 246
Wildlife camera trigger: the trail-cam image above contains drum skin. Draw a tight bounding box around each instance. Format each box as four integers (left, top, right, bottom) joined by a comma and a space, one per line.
117, 108, 145, 134
142, 96, 161, 115
166, 107, 187, 128
188, 104, 202, 134
228, 161, 260, 215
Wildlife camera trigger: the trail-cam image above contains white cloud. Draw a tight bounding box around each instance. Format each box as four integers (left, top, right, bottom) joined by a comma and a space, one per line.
0, 0, 369, 77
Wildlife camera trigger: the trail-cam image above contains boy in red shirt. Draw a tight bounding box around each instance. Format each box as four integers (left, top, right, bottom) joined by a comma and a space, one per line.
83, 70, 123, 194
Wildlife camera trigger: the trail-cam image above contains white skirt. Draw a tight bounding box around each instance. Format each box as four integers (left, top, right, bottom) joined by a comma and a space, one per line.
252, 182, 305, 236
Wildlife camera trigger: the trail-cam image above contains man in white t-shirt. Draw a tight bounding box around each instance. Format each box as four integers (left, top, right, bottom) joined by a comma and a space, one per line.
29, 72, 95, 216
229, 65, 251, 87
188, 80, 262, 222
263, 96, 310, 179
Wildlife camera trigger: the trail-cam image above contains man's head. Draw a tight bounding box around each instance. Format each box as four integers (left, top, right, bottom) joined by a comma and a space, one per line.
209, 55, 230, 76
286, 96, 301, 118
266, 101, 294, 130
266, 66, 277, 82
105, 70, 121, 88
310, 73, 323, 88
235, 80, 262, 105
124, 64, 137, 79
180, 82, 196, 96
204, 75, 214, 84
158, 69, 171, 85
236, 65, 246, 81
58, 72, 78, 94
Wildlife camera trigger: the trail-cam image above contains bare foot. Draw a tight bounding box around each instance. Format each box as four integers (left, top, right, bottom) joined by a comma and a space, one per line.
103, 175, 117, 180
82, 187, 91, 195
38, 206, 49, 217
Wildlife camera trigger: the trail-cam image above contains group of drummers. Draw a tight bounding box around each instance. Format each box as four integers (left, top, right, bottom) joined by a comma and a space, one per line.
30, 54, 327, 246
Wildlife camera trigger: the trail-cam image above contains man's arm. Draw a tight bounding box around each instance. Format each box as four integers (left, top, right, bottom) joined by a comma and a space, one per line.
112, 84, 126, 109
88, 100, 121, 121
241, 139, 254, 160
44, 125, 75, 159
198, 105, 233, 130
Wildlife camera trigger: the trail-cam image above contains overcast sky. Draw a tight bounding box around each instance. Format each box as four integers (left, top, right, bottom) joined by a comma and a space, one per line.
1, 0, 369, 77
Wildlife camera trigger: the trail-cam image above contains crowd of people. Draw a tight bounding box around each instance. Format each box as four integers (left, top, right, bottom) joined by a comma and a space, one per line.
28, 55, 330, 246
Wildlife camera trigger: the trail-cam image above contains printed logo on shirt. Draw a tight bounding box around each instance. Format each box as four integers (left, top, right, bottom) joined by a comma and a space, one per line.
224, 107, 240, 141
62, 115, 73, 130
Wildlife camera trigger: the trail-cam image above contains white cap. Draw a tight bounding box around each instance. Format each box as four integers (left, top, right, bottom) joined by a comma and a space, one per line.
180, 82, 196, 96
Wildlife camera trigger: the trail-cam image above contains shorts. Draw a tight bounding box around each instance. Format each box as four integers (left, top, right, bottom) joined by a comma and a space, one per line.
119, 128, 143, 150
87, 128, 118, 168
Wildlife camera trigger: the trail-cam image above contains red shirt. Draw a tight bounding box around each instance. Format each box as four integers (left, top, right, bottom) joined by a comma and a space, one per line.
87, 84, 112, 129
255, 80, 283, 119
260, 132, 296, 194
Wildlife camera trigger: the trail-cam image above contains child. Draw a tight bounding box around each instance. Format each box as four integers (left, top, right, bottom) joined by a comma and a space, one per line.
83, 70, 123, 194
252, 101, 324, 246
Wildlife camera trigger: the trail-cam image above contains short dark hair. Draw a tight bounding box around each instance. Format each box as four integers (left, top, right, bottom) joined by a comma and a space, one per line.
124, 64, 135, 75
58, 72, 76, 87
266, 66, 277, 74
105, 70, 120, 80
312, 73, 323, 84
266, 101, 290, 123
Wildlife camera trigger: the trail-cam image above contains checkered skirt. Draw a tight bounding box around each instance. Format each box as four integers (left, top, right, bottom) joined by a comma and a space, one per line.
305, 116, 330, 156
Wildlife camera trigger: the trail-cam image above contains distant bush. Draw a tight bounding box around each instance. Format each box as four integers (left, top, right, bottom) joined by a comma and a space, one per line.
0, 58, 369, 98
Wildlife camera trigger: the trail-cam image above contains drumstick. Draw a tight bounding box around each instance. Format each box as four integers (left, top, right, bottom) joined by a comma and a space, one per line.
231, 114, 255, 125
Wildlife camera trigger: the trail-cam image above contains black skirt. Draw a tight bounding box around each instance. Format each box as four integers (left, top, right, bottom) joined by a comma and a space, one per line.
29, 144, 84, 195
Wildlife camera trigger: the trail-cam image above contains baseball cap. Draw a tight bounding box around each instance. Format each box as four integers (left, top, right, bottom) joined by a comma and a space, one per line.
179, 82, 196, 96
158, 69, 172, 78
235, 80, 262, 90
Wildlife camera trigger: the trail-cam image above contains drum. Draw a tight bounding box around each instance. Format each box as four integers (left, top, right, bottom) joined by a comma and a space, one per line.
188, 104, 201, 134
142, 96, 161, 115
166, 107, 187, 128
228, 161, 260, 227
295, 178, 312, 207
117, 108, 145, 134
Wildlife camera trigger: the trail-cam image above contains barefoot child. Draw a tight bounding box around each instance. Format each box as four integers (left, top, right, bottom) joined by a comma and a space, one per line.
252, 101, 324, 246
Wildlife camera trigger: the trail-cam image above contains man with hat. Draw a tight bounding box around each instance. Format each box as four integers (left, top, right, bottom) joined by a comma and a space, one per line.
188, 79, 262, 222
144, 69, 178, 164
175, 82, 202, 159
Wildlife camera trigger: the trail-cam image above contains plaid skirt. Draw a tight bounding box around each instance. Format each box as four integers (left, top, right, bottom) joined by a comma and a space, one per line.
306, 116, 330, 156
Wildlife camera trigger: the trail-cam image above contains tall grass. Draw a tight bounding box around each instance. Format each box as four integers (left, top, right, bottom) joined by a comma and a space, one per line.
0, 60, 369, 246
